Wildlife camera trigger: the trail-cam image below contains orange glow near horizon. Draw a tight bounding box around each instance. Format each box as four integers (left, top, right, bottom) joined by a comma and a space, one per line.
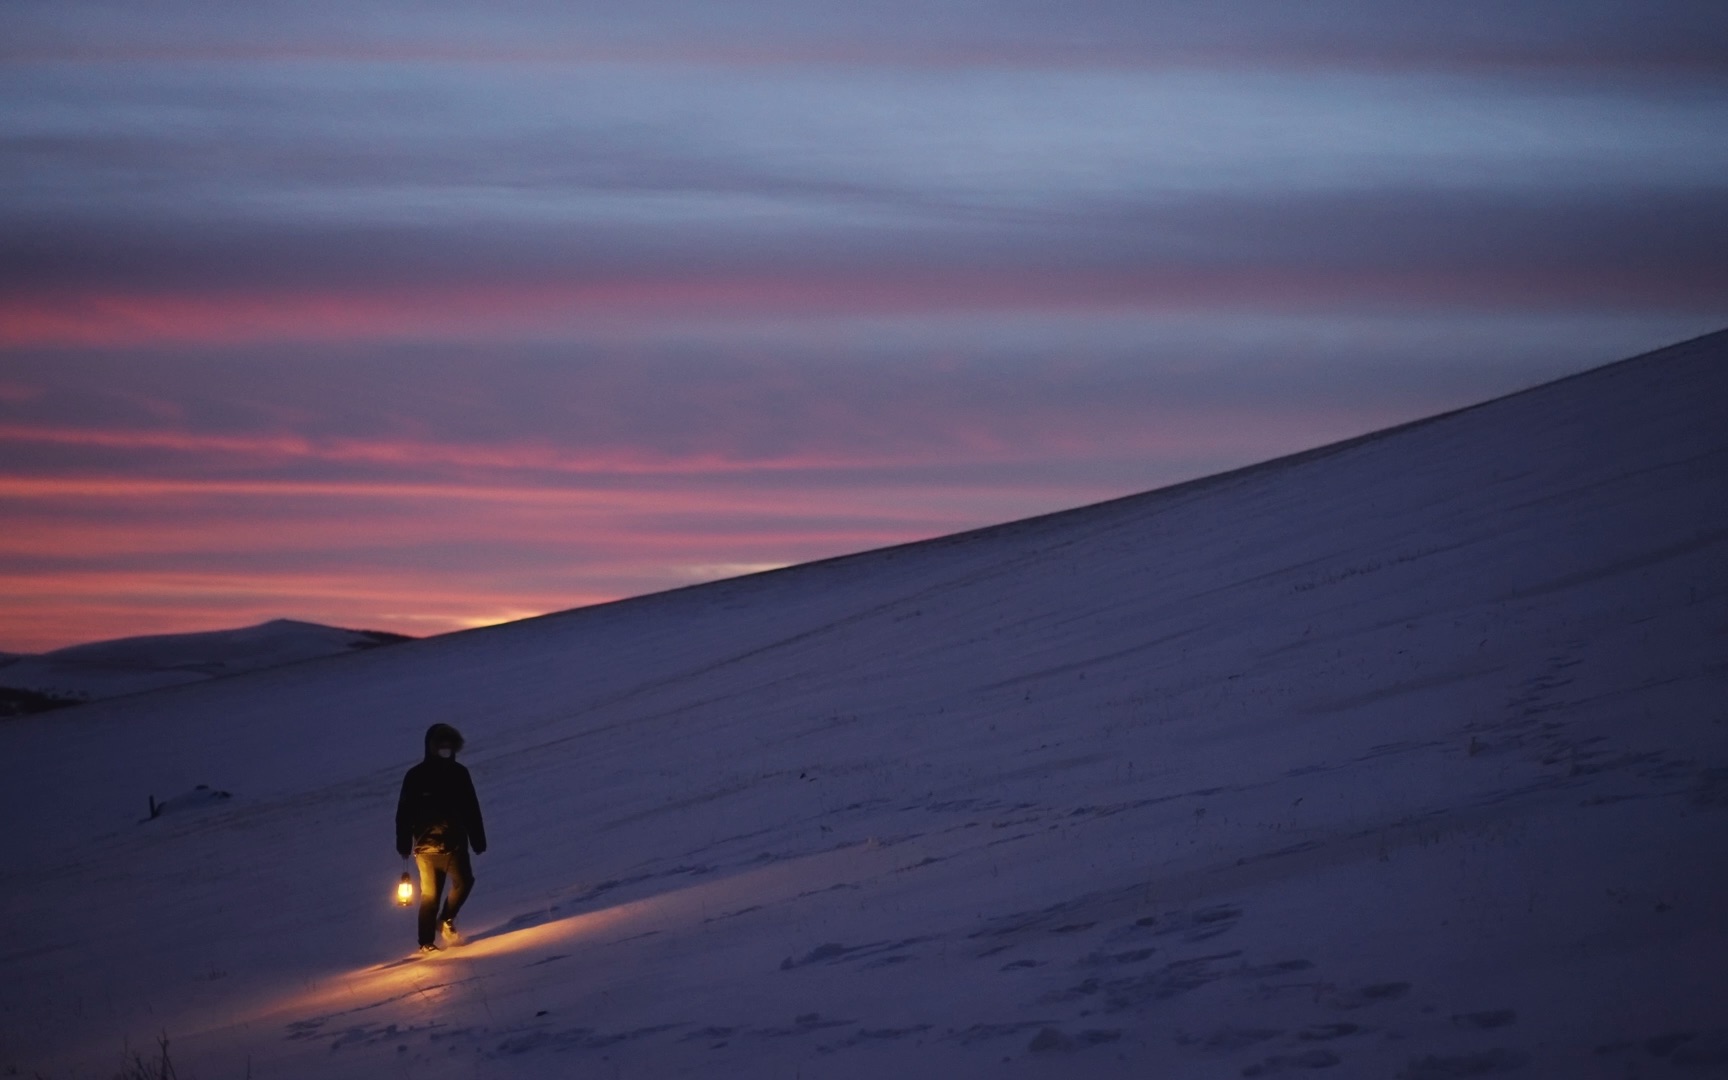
0, 398, 1415, 653
0, 472, 1014, 652
0, 305, 1439, 656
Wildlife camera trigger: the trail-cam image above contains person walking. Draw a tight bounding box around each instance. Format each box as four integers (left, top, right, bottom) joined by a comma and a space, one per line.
395, 722, 487, 952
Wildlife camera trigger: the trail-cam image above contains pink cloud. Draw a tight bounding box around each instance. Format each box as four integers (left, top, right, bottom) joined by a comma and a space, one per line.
0, 356, 1435, 653
8, 267, 1715, 351
0, 508, 926, 653
0, 459, 1067, 651
0, 422, 942, 476
0, 390, 1399, 482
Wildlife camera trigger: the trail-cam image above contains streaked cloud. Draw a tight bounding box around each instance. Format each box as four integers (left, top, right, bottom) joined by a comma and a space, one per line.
5, 1, 1726, 75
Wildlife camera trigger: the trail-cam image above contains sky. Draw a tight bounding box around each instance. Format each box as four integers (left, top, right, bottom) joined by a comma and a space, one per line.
2, 2, 1725, 653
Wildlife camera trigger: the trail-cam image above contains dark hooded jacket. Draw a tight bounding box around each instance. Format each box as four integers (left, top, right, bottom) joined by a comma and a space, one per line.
395, 723, 487, 857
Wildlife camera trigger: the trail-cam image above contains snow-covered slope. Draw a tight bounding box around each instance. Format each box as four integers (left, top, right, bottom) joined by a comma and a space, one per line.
0, 618, 410, 706
3, 331, 1725, 1079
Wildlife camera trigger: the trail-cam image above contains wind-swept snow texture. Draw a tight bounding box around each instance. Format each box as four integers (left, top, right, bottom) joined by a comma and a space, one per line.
0, 618, 410, 705
4, 332, 1726, 1079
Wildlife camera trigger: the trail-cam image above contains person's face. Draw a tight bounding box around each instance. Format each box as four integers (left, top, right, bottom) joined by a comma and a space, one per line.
436, 745, 455, 759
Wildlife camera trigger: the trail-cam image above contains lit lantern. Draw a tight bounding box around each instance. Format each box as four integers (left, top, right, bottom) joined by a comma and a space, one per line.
396, 871, 414, 906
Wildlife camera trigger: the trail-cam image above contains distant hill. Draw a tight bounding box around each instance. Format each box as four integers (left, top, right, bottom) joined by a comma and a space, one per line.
0, 619, 411, 714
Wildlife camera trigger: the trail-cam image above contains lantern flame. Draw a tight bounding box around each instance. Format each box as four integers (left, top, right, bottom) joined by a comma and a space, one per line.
396, 872, 414, 906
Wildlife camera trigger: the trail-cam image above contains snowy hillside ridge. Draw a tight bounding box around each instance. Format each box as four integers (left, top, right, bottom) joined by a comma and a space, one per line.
2, 329, 1725, 1079
0, 618, 412, 709
443, 325, 1728, 651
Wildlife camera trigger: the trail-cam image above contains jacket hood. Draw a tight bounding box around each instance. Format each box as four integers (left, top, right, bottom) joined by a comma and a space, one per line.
424, 722, 465, 760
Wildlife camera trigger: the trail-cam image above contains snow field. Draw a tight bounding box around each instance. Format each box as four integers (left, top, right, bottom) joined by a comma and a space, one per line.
2, 330, 1725, 1077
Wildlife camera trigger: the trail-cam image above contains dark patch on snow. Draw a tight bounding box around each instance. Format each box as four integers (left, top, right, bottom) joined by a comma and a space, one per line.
580, 872, 656, 899
1499, 528, 1728, 604
752, 1013, 854, 1038
1566, 750, 1669, 778
322, 1021, 445, 1051
0, 939, 72, 966
1080, 947, 1156, 966
0, 686, 83, 717
954, 1021, 1052, 1045
925, 797, 994, 813
703, 904, 763, 924
1242, 1048, 1343, 1074
680, 1026, 737, 1043
1667, 1032, 1728, 1067
852, 1025, 931, 1040
862, 831, 928, 849
1235, 840, 1324, 866
1453, 1010, 1517, 1029
1148, 904, 1244, 943
818, 1024, 935, 1052
1184, 1026, 1283, 1052
1399, 1048, 1529, 1077
426, 1026, 481, 1043
1692, 767, 1728, 808
1027, 1026, 1121, 1052
1329, 981, 1412, 1009
1028, 1027, 1066, 1052
1644, 1031, 1696, 1057
784, 942, 851, 967
780, 937, 931, 969
487, 1022, 683, 1056
1578, 792, 1648, 806
971, 893, 1240, 949
1045, 951, 1244, 1010
1297, 1023, 1362, 1041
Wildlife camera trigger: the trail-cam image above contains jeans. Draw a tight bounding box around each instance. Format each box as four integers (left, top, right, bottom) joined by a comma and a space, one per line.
414, 849, 474, 946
